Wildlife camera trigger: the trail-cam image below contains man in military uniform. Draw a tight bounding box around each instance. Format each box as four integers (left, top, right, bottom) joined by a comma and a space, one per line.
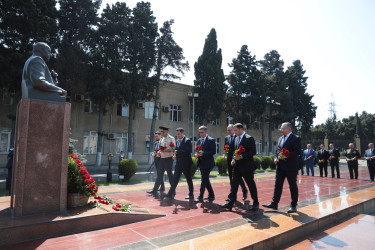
345, 143, 361, 179
329, 143, 340, 178
147, 126, 175, 195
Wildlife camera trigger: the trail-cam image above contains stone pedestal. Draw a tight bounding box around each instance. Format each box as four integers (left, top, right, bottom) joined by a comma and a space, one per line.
11, 99, 70, 216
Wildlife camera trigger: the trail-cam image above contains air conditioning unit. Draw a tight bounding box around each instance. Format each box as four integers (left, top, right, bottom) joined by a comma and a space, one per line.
75, 94, 85, 101
137, 102, 144, 109
107, 133, 116, 140
162, 106, 170, 112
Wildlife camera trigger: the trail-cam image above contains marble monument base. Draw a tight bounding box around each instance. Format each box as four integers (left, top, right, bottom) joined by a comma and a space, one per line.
11, 98, 70, 217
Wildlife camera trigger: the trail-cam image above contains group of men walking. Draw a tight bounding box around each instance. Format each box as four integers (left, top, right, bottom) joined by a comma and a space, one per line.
147, 122, 302, 214
302, 142, 375, 181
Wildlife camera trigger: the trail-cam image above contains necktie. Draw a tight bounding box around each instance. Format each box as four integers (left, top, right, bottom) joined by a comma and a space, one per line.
229, 136, 232, 145
236, 137, 240, 149
308, 149, 310, 155
280, 136, 286, 147
177, 139, 181, 148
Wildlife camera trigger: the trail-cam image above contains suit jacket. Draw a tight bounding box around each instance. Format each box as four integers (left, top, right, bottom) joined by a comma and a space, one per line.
197, 136, 216, 169
224, 134, 236, 164
318, 149, 330, 166
175, 136, 193, 167
274, 133, 301, 171
364, 148, 375, 167
329, 148, 340, 165
303, 149, 316, 167
233, 133, 256, 170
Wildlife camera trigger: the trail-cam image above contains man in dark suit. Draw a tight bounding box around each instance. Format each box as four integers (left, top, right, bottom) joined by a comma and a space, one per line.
164, 128, 194, 200
194, 125, 216, 203
263, 122, 301, 213
329, 143, 340, 178
152, 131, 164, 191
364, 143, 375, 181
345, 143, 361, 179
224, 124, 248, 201
318, 144, 330, 177
220, 123, 259, 211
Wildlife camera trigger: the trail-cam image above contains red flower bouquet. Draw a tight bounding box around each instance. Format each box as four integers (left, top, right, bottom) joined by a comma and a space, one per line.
234, 145, 245, 156
160, 145, 167, 151
223, 144, 230, 155
68, 154, 98, 197
278, 148, 290, 160
152, 150, 160, 158
329, 154, 335, 160
318, 158, 326, 163
195, 145, 202, 153
169, 141, 175, 152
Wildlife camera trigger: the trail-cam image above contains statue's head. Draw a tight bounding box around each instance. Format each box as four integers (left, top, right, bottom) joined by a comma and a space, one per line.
33, 42, 52, 61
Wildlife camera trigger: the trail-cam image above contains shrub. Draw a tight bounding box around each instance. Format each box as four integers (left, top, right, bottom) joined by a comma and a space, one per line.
253, 156, 261, 170
118, 159, 138, 181
260, 156, 270, 170
191, 157, 199, 176
269, 156, 276, 169
68, 154, 98, 196
215, 156, 228, 175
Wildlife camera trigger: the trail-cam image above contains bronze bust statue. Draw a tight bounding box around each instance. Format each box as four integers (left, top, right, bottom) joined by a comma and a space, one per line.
22, 42, 67, 102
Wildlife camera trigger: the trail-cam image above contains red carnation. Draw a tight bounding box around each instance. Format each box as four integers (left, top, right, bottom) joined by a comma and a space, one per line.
160, 145, 166, 151
195, 145, 202, 152
169, 141, 175, 148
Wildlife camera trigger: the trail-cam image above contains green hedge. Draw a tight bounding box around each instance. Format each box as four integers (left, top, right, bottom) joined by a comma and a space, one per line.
253, 156, 261, 169
118, 159, 138, 181
260, 156, 271, 170
215, 156, 228, 175
269, 156, 276, 169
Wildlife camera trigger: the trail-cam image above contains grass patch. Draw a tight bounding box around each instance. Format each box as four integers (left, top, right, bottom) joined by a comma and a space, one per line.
96, 179, 147, 186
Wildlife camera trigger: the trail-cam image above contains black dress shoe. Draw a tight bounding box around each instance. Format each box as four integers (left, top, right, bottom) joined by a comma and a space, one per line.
185, 195, 194, 199
219, 202, 233, 211
146, 190, 156, 195
225, 198, 230, 202
163, 196, 173, 201
262, 203, 278, 210
242, 191, 248, 201
204, 196, 215, 201
248, 204, 259, 212
194, 197, 203, 203
287, 206, 297, 213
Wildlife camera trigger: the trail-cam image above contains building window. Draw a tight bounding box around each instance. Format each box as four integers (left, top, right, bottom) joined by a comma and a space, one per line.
83, 131, 97, 154
170, 105, 182, 122
210, 119, 220, 126
227, 116, 233, 126
1, 89, 14, 105
117, 102, 129, 117
115, 133, 128, 154
255, 140, 262, 155
84, 99, 99, 113
145, 102, 158, 119
0, 131, 11, 153
215, 138, 220, 154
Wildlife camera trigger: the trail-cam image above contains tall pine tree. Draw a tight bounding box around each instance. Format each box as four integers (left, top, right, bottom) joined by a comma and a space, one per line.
194, 28, 226, 125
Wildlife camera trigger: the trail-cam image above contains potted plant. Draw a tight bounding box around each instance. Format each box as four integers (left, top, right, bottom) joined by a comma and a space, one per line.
68, 154, 98, 207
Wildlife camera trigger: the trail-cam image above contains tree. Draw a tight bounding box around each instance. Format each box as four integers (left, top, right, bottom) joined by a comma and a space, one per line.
86, 2, 130, 166
149, 19, 189, 162
56, 0, 101, 92
225, 45, 263, 125
194, 28, 226, 125
121, 2, 158, 159
284, 60, 316, 134
259, 50, 286, 153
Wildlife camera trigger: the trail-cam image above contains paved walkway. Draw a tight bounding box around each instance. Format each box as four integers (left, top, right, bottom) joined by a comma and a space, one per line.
5, 161, 375, 249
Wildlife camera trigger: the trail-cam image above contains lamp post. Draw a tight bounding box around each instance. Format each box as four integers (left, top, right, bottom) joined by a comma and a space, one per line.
188, 92, 198, 152
107, 153, 113, 183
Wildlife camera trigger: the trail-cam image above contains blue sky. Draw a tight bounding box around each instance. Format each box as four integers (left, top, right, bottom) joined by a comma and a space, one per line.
103, 0, 375, 125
